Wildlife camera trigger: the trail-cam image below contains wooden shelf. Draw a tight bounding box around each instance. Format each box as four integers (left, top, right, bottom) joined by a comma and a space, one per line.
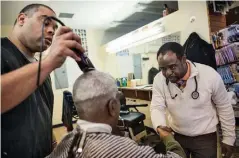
215, 44, 230, 50
215, 41, 239, 50
217, 60, 239, 68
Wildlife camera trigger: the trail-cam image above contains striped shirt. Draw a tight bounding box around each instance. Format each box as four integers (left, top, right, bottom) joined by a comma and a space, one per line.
47, 122, 184, 158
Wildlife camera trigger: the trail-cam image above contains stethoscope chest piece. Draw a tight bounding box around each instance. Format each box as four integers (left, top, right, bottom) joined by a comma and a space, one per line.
191, 91, 199, 99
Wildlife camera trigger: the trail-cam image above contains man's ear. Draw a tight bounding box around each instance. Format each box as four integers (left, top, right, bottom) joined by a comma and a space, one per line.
181, 55, 187, 63
17, 13, 27, 26
107, 99, 118, 117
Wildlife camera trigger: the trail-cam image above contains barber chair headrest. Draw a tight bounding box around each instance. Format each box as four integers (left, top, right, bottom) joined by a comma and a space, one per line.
118, 91, 126, 105
118, 91, 147, 126
119, 112, 145, 127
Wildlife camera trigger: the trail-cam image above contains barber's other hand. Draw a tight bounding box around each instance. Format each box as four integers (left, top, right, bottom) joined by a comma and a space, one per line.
44, 26, 85, 70
157, 126, 172, 139
221, 142, 234, 158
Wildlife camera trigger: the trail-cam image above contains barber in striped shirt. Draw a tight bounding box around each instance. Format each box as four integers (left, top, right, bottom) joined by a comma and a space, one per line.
47, 70, 186, 158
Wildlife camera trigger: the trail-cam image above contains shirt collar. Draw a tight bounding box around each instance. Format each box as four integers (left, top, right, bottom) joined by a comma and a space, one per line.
76, 119, 112, 134
182, 61, 191, 81
187, 60, 199, 78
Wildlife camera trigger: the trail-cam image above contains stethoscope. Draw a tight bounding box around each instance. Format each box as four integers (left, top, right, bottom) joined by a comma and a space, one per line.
166, 62, 199, 100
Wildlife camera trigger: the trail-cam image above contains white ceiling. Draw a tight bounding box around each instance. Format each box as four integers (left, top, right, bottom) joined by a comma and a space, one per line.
1, 0, 152, 29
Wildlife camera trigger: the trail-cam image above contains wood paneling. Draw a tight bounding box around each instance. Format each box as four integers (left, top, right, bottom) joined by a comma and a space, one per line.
209, 14, 227, 33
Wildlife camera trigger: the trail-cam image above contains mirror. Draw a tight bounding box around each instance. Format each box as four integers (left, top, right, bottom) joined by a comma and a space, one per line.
114, 32, 181, 85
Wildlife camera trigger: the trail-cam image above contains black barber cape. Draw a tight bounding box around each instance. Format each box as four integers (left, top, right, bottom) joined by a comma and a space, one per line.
1, 38, 54, 158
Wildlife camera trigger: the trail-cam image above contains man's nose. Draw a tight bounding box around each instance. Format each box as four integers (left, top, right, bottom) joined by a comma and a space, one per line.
46, 27, 55, 36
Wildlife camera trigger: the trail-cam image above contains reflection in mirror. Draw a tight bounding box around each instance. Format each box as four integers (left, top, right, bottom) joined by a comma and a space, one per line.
115, 32, 180, 86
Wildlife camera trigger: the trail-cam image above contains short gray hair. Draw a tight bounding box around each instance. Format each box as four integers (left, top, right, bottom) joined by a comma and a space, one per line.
73, 70, 118, 117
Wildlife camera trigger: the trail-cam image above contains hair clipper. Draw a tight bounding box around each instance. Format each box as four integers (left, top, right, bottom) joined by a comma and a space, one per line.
47, 16, 95, 73
73, 49, 95, 72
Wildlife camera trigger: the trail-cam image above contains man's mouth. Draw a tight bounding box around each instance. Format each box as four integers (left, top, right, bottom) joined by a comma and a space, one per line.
168, 76, 178, 83
44, 38, 52, 46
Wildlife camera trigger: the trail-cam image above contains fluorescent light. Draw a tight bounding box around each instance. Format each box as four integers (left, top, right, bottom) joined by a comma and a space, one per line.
105, 25, 165, 54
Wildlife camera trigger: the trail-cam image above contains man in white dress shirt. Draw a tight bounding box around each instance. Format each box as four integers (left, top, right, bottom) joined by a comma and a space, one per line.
151, 42, 235, 158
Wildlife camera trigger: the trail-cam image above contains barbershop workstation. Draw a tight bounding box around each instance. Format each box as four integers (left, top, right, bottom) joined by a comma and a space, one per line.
1, 1, 239, 158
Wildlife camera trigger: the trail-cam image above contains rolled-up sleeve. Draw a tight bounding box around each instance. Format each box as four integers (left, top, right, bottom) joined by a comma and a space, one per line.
150, 75, 167, 130
212, 72, 236, 146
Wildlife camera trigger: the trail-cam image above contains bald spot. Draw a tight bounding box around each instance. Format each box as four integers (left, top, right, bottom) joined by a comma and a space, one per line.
158, 51, 178, 68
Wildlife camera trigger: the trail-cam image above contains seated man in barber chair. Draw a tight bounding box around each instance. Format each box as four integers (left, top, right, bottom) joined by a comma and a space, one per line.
47, 70, 186, 158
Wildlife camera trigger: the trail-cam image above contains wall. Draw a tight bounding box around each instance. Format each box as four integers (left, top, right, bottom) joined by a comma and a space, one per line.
1, 25, 12, 37
163, 1, 210, 44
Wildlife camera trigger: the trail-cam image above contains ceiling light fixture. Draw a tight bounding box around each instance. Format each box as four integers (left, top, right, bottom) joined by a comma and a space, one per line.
106, 20, 165, 54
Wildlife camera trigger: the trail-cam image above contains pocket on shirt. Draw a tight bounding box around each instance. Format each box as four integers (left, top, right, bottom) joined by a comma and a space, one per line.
198, 90, 213, 106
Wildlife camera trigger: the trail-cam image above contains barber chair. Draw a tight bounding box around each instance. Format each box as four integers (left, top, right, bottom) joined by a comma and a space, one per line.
62, 91, 79, 132
118, 103, 149, 142
117, 92, 158, 141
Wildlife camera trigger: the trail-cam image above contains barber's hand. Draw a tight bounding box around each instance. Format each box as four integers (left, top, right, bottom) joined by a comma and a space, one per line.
157, 126, 172, 139
221, 142, 234, 158
44, 26, 85, 70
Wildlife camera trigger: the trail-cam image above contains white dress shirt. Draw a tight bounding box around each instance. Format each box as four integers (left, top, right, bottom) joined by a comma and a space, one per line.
150, 60, 236, 146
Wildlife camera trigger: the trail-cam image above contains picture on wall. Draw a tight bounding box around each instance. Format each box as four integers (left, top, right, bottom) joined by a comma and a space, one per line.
162, 33, 180, 44
73, 29, 88, 54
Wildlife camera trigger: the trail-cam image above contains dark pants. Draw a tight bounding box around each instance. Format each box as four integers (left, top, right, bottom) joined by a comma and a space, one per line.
174, 132, 217, 158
